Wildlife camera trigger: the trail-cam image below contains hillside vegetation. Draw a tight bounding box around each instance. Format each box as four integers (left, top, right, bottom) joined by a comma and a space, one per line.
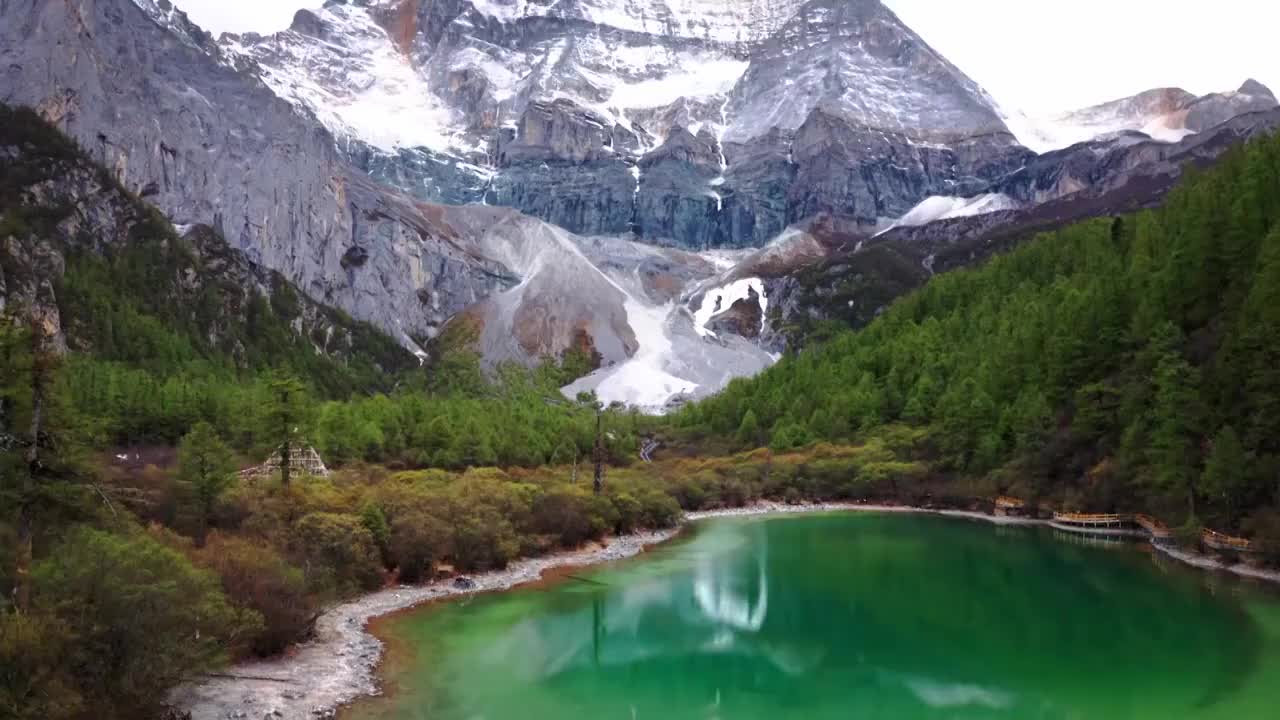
0, 106, 667, 718
679, 131, 1280, 543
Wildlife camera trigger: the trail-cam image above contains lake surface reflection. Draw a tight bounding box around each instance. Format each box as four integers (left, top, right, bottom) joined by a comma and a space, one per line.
347, 513, 1280, 720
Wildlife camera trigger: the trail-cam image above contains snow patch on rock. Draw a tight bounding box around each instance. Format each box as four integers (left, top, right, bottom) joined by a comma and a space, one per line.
693, 277, 767, 338
222, 4, 470, 154
999, 106, 1190, 154
890, 193, 1018, 229
609, 57, 748, 109
561, 253, 776, 412
470, 0, 809, 43
590, 299, 700, 409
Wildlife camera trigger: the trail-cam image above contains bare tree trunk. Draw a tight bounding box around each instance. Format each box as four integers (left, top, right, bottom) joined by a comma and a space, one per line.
280, 440, 291, 488
23, 349, 43, 468
14, 328, 47, 613
196, 501, 210, 549
14, 500, 31, 613
592, 411, 604, 495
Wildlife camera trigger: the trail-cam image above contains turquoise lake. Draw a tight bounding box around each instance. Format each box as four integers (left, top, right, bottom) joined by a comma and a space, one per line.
346, 513, 1280, 719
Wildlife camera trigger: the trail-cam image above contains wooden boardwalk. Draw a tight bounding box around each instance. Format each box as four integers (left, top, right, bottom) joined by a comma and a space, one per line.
990, 497, 1268, 556
1202, 529, 1258, 553
1052, 512, 1130, 527
1135, 514, 1174, 541
1049, 513, 1147, 538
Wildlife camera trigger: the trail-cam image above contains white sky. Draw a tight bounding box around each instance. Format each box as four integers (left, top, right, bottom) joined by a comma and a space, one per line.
173, 0, 1279, 115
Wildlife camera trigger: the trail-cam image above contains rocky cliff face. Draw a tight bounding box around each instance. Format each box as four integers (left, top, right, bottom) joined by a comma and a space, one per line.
0, 0, 778, 409
0, 104, 414, 378
0, 0, 513, 347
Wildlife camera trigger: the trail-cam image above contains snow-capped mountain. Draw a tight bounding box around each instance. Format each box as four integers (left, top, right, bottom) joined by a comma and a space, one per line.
214, 0, 1278, 253
5, 0, 1278, 411
215, 0, 1033, 248
1002, 82, 1279, 154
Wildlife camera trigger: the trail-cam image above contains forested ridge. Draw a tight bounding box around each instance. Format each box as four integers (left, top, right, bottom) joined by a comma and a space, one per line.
679, 131, 1280, 544
0, 103, 645, 466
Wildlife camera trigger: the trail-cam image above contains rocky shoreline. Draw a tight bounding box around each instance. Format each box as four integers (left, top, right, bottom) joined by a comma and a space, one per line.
170, 501, 1279, 720
167, 526, 682, 720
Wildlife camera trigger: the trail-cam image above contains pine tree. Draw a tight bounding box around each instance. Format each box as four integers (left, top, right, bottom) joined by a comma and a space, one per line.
177, 422, 236, 547
1, 314, 84, 611
1234, 226, 1280, 454
1201, 426, 1249, 523
1148, 349, 1205, 520
261, 372, 309, 487
737, 409, 760, 446
808, 408, 832, 439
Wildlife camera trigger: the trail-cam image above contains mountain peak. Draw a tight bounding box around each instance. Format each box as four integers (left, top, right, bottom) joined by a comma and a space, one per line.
1240, 78, 1277, 102
289, 9, 330, 38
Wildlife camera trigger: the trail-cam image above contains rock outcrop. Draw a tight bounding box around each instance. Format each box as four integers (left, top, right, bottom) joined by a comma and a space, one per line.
705, 286, 765, 340
0, 104, 415, 374
0, 0, 519, 345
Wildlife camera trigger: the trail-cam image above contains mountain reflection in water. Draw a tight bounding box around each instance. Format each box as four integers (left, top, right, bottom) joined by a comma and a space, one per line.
347, 514, 1280, 720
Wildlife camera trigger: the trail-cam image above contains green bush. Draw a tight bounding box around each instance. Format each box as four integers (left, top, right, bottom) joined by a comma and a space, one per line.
292, 512, 384, 596
449, 507, 520, 572
609, 492, 643, 534
636, 490, 682, 529
532, 488, 610, 548
388, 511, 450, 583
195, 534, 316, 657
0, 612, 82, 720
32, 527, 259, 717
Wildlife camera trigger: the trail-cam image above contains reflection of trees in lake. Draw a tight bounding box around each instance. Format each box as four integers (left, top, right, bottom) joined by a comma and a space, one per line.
442, 516, 1267, 718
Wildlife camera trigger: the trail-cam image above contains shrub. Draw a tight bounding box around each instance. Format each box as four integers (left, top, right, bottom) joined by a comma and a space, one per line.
1243, 507, 1280, 565
33, 527, 259, 717
292, 512, 384, 596
609, 492, 642, 534
0, 612, 82, 720
196, 534, 316, 657
361, 503, 392, 564
449, 506, 521, 572
390, 469, 454, 486
715, 476, 751, 508
667, 475, 709, 510
637, 490, 682, 528
532, 488, 609, 548
388, 511, 450, 584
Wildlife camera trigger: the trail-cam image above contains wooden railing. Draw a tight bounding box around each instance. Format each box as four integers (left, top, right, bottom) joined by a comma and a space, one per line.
1202, 529, 1256, 553
1134, 514, 1173, 539
992, 502, 1268, 555
1052, 512, 1130, 526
